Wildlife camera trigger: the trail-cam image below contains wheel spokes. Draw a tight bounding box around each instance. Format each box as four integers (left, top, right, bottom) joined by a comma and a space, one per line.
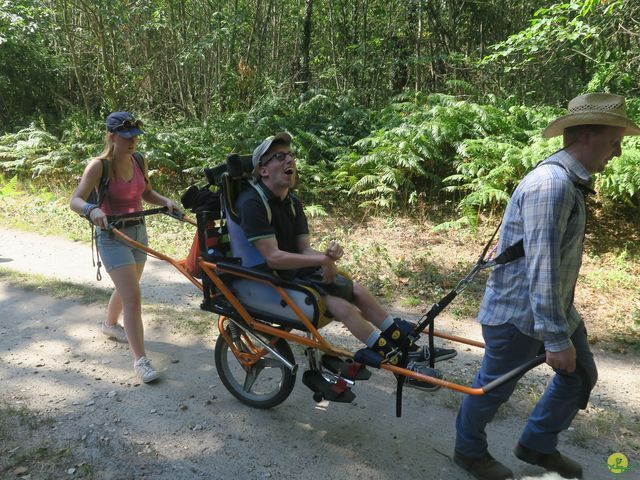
242, 365, 260, 392
241, 356, 286, 393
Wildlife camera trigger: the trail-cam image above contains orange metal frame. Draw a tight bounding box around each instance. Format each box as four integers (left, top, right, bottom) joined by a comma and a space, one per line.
111, 221, 488, 396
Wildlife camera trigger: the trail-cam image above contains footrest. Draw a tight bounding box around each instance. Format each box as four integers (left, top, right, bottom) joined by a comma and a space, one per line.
302, 370, 356, 403
321, 354, 372, 381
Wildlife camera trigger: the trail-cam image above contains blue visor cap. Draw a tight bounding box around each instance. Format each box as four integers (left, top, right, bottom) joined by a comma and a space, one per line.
106, 111, 144, 138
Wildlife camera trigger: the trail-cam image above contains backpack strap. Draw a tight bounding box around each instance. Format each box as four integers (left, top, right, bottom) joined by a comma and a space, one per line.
132, 152, 149, 184
95, 158, 110, 207
91, 224, 103, 281
84, 158, 110, 281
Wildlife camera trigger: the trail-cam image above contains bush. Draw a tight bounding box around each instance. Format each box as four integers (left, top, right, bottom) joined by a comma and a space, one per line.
1, 92, 639, 225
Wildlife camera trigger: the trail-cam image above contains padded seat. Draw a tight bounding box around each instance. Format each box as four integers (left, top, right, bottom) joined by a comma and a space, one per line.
217, 153, 332, 331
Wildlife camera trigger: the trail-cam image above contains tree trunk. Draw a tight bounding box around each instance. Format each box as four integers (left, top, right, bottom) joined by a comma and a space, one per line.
415, 0, 423, 92
300, 0, 314, 92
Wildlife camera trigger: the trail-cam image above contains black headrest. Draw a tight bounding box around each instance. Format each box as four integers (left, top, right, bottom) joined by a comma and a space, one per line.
180, 184, 221, 213
226, 153, 253, 179
203, 163, 227, 186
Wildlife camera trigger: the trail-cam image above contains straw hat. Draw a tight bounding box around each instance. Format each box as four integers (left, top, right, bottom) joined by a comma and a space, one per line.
543, 93, 640, 138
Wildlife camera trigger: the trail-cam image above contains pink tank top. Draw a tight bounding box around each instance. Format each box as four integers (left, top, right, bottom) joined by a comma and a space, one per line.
101, 156, 146, 215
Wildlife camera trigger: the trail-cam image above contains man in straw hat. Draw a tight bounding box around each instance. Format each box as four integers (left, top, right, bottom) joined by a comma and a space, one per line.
453, 93, 640, 480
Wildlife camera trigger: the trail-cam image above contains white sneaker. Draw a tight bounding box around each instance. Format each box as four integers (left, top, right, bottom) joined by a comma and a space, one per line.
134, 356, 160, 383
101, 322, 128, 343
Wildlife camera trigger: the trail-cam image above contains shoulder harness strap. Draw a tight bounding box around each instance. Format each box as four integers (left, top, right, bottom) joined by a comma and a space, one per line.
543, 160, 595, 196
494, 158, 594, 265
248, 180, 297, 224
249, 180, 272, 223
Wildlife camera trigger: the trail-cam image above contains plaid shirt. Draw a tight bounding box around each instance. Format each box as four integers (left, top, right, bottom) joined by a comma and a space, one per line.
478, 150, 592, 352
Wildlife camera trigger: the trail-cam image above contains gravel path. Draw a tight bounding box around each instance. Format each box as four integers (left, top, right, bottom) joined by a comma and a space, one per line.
0, 227, 637, 479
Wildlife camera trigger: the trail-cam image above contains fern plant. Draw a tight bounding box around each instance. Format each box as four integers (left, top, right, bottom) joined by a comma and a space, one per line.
0, 124, 61, 177
341, 93, 531, 212
597, 148, 640, 207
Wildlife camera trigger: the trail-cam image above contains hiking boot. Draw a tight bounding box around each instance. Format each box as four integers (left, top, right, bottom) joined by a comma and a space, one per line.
404, 361, 443, 392
454, 451, 513, 480
101, 322, 128, 343
407, 344, 458, 363
514, 443, 583, 479
134, 356, 160, 383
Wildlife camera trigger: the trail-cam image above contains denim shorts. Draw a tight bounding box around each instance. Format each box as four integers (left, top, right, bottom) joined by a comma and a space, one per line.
96, 224, 148, 272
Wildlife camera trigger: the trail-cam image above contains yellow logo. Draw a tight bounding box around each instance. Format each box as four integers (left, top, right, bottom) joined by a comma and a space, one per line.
607, 453, 629, 474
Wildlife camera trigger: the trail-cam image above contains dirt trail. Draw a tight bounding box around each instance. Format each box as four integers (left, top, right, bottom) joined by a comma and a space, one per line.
0, 228, 637, 479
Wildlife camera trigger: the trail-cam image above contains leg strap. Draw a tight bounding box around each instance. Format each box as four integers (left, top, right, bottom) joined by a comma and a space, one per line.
380, 318, 419, 353
354, 318, 417, 369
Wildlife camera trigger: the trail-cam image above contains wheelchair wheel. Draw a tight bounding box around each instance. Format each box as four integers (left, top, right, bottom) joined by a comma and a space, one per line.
214, 326, 296, 409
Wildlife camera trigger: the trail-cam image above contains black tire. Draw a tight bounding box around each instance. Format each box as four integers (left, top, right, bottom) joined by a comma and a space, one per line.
214, 327, 296, 409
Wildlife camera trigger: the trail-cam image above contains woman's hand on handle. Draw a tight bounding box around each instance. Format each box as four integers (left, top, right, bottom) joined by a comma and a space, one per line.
163, 197, 182, 216
89, 207, 109, 229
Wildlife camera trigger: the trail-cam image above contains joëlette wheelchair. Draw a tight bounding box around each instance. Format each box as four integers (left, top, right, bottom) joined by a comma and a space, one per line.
107, 153, 545, 417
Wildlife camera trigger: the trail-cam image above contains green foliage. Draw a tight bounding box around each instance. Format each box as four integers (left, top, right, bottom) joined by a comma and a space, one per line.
0, 90, 372, 197
481, 0, 640, 103
484, 2, 598, 69
0, 116, 104, 188
340, 93, 553, 214
0, 175, 21, 197
444, 135, 561, 222
597, 141, 640, 207
0, 124, 62, 177
444, 128, 640, 227
303, 204, 328, 218
3, 90, 640, 225
0, 1, 64, 132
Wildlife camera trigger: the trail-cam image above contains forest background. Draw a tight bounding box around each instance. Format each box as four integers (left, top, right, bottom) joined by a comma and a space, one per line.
0, 0, 639, 345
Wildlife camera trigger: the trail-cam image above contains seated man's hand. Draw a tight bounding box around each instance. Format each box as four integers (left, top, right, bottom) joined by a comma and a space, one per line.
325, 240, 343, 261
320, 254, 338, 284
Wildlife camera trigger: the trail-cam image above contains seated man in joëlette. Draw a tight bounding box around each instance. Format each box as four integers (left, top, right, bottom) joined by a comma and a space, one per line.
234, 132, 457, 391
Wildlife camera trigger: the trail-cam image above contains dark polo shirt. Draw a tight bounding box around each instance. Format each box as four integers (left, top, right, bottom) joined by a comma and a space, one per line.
235, 181, 353, 300
236, 181, 309, 255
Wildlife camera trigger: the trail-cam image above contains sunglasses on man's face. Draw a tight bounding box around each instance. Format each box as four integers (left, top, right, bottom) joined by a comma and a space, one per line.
260, 151, 295, 165
112, 119, 144, 132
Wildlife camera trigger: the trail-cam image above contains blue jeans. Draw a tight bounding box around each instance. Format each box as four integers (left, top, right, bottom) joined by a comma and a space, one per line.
455, 321, 596, 457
